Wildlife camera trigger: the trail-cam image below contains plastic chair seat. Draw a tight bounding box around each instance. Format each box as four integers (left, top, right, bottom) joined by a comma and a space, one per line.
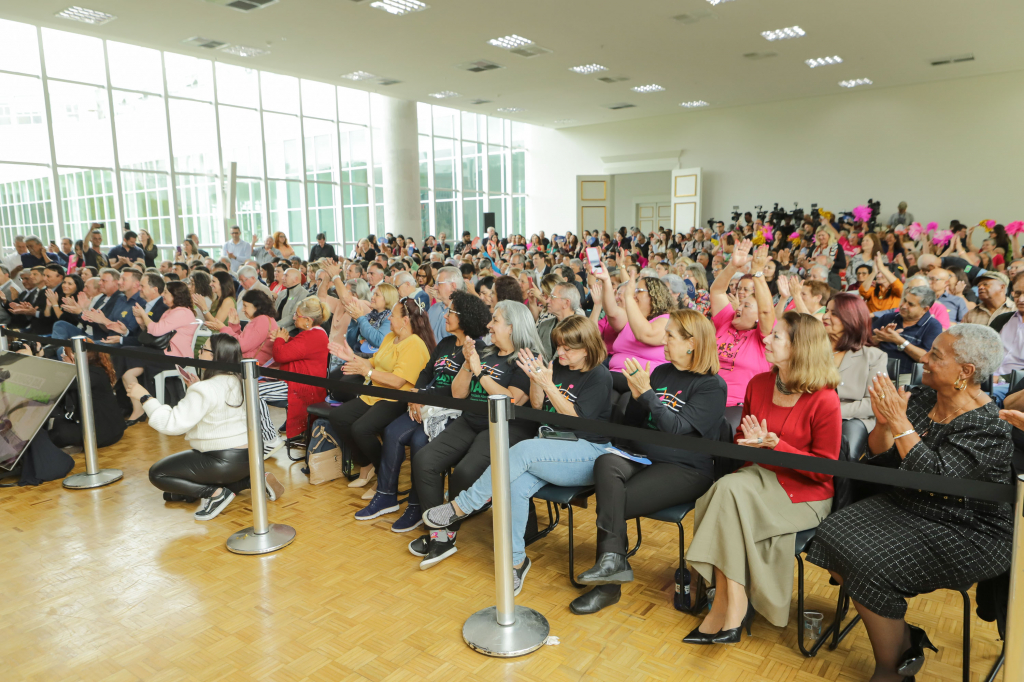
306, 401, 335, 420
533, 484, 594, 505
154, 367, 196, 404
646, 501, 696, 524
794, 528, 816, 555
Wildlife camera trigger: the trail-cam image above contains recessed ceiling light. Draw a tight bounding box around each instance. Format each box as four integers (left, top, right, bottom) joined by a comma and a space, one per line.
369, 0, 429, 16
497, 107, 526, 113
762, 26, 805, 41
632, 84, 665, 93
428, 91, 459, 99
488, 35, 533, 50
679, 100, 709, 108
569, 64, 608, 75
56, 6, 116, 25
706, 0, 735, 5
220, 44, 270, 57
340, 71, 377, 81
806, 55, 843, 68
839, 78, 873, 88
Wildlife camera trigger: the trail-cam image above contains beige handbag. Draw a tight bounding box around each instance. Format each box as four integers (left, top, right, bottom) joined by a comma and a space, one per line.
306, 422, 344, 485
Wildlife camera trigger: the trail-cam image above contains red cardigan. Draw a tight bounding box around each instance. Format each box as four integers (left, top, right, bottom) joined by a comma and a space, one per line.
272, 326, 329, 378
735, 372, 842, 503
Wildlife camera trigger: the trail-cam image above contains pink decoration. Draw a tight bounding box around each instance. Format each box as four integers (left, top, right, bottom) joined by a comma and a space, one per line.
893, 226, 907, 235
852, 205, 872, 223
907, 222, 924, 240
986, 220, 997, 229
788, 232, 802, 243
1006, 221, 1024, 235
759, 225, 773, 242
932, 229, 954, 246
926, 221, 939, 233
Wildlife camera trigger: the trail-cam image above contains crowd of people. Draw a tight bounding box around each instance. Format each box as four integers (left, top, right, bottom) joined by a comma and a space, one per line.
3, 204, 1021, 682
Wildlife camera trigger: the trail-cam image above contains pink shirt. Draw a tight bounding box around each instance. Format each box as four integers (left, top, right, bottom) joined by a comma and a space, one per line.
597, 316, 618, 352
929, 301, 951, 330
224, 314, 277, 365
712, 304, 770, 406
608, 313, 670, 373
147, 306, 199, 358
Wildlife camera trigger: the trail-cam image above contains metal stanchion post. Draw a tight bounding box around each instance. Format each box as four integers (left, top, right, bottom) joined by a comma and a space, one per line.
226, 358, 295, 554
1002, 474, 1024, 680
0, 326, 8, 353
63, 336, 123, 489
463, 394, 549, 657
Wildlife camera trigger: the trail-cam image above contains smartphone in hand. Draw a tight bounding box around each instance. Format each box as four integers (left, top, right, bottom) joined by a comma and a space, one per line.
586, 246, 603, 274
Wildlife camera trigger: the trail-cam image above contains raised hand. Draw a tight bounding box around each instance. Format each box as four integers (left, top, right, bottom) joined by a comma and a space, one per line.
328, 339, 355, 362
730, 239, 754, 271
205, 317, 225, 331
191, 293, 209, 313
777, 273, 791, 298
622, 357, 652, 398
226, 306, 239, 325
736, 414, 780, 448
751, 244, 770, 272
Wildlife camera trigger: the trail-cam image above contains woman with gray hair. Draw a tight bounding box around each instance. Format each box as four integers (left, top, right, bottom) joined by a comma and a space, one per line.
807, 324, 1014, 682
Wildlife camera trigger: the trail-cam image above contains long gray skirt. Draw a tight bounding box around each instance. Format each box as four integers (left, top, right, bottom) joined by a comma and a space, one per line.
687, 464, 832, 627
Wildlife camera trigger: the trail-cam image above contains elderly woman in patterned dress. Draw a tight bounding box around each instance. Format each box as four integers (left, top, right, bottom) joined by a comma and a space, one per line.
807, 324, 1014, 682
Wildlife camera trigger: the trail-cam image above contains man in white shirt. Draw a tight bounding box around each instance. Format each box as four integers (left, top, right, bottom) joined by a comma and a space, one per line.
3, 235, 27, 279
222, 226, 251, 272
237, 265, 272, 321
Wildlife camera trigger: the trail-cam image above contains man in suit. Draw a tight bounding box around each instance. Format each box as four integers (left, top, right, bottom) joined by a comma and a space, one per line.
275, 268, 306, 332
6, 267, 47, 329
106, 271, 167, 347
51, 268, 125, 341
82, 269, 150, 345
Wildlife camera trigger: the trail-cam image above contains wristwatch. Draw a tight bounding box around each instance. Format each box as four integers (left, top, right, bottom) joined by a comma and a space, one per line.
752, 271, 764, 278
140, 395, 152, 405
367, 369, 373, 381
897, 340, 910, 351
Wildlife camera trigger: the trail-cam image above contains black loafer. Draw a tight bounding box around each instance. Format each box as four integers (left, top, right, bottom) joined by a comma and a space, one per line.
125, 414, 147, 427
577, 552, 634, 585
569, 585, 621, 615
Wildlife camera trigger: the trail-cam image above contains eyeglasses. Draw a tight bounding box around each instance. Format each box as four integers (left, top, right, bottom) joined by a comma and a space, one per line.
444, 308, 459, 316
200, 345, 212, 355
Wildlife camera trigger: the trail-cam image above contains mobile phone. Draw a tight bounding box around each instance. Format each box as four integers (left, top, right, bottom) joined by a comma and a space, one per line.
538, 428, 578, 441
176, 364, 194, 381
586, 246, 603, 274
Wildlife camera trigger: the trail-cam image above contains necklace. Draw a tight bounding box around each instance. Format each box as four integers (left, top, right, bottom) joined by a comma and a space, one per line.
921, 390, 983, 436
775, 373, 793, 395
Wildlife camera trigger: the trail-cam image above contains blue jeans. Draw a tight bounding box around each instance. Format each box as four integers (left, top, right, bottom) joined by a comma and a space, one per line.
454, 437, 608, 565
992, 381, 1009, 408
50, 320, 84, 340
378, 412, 430, 503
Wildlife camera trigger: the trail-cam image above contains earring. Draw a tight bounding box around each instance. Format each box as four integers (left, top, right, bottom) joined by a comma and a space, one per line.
953, 377, 967, 391
686, 349, 693, 355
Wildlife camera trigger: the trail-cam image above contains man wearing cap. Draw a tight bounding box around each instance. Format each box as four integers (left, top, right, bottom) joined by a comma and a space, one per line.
974, 271, 1015, 323
887, 201, 914, 228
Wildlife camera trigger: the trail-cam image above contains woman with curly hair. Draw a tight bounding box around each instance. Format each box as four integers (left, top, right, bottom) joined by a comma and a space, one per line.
592, 266, 675, 392
355, 290, 491, 531
272, 231, 295, 259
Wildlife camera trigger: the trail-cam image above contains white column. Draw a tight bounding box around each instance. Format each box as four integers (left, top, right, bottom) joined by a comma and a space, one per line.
379, 97, 423, 242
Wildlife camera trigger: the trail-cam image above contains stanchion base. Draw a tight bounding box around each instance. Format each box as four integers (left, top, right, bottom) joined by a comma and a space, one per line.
226, 523, 296, 555
463, 605, 550, 657
63, 469, 123, 489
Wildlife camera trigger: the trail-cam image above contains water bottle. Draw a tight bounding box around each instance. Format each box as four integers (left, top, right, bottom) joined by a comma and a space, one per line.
673, 566, 691, 611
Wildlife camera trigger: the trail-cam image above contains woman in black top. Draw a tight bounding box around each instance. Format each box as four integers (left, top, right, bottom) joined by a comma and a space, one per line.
43, 274, 85, 330
421, 316, 614, 595
138, 229, 159, 268
49, 346, 125, 449
354, 291, 490, 532
571, 309, 728, 614
411, 300, 542, 568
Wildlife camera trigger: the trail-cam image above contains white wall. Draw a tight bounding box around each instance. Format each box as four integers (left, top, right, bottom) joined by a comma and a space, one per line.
611, 171, 670, 228
525, 70, 1024, 237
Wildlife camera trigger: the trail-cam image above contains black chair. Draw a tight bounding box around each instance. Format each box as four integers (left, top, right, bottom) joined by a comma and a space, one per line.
795, 418, 868, 657
886, 357, 899, 381
1009, 369, 1024, 394
910, 362, 924, 387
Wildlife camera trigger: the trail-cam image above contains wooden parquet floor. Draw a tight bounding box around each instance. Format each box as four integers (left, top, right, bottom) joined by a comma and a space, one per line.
0, 418, 1007, 682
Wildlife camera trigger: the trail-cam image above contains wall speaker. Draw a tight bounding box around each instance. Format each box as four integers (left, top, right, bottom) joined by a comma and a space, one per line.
483, 212, 496, 229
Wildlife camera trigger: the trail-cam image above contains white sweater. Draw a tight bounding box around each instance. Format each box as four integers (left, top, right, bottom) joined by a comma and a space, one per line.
143, 374, 250, 452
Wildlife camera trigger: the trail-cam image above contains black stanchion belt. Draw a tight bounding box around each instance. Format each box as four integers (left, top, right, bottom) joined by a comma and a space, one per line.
1, 327, 1016, 505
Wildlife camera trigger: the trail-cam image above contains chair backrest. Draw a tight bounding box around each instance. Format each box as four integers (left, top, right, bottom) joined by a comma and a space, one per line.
610, 391, 630, 425
886, 357, 899, 381
713, 405, 747, 480
980, 373, 993, 396
833, 418, 869, 512
1010, 369, 1024, 395
909, 363, 924, 386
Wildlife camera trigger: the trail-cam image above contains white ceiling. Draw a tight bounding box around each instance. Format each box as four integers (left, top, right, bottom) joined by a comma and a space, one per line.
2, 0, 1023, 129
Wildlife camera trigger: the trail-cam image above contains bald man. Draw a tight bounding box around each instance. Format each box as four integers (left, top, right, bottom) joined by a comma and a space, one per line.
926, 268, 967, 323
274, 267, 306, 331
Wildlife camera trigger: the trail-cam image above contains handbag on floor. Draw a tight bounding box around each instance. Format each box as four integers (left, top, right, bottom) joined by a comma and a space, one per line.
305, 419, 344, 485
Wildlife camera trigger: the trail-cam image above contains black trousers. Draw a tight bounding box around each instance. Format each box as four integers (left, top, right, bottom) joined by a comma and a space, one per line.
148, 447, 251, 499
413, 415, 532, 531
328, 398, 408, 469
593, 454, 713, 555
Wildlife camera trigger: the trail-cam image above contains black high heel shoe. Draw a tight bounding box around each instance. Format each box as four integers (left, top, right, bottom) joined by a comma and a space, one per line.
682, 622, 719, 645
711, 601, 754, 644
896, 624, 937, 676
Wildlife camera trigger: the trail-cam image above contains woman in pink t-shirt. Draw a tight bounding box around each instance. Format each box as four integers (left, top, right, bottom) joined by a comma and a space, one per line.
592, 268, 674, 392
710, 240, 776, 406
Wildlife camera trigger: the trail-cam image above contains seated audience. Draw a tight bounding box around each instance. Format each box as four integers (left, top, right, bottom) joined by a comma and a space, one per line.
710, 241, 775, 406
140, 335, 284, 520
536, 281, 581, 360
355, 291, 491, 529
327, 297, 434, 493
872, 285, 942, 382
345, 282, 398, 355
859, 252, 903, 313
266, 296, 331, 439
49, 345, 125, 449
685, 312, 841, 643
571, 309, 728, 615
824, 293, 889, 430
410, 301, 541, 568
807, 325, 1012, 682
421, 316, 612, 593
208, 289, 278, 364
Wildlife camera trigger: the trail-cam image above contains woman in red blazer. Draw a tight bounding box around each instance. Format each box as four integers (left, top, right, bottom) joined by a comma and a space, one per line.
269, 296, 331, 438
684, 311, 842, 645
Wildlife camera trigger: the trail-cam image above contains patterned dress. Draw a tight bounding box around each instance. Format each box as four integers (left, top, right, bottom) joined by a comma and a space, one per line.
806, 387, 1014, 619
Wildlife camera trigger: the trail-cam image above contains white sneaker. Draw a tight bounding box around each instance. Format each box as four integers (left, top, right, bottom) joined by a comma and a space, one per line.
264, 472, 284, 501
263, 436, 284, 459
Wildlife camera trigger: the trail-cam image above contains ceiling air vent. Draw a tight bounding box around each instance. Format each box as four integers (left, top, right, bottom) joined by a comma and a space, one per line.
604, 102, 636, 110
930, 53, 974, 66
509, 45, 552, 58
205, 0, 279, 11
456, 60, 504, 73
743, 51, 778, 60
183, 36, 229, 50
674, 11, 716, 24
597, 75, 629, 83
377, 78, 401, 86
469, 99, 492, 105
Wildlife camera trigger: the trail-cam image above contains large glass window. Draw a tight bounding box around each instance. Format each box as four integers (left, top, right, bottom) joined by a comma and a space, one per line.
107, 42, 163, 94
264, 112, 301, 179
164, 53, 214, 101
0, 165, 54, 245
219, 105, 263, 177
0, 19, 41, 75
122, 171, 173, 246
0, 73, 49, 164
176, 174, 219, 250
49, 81, 114, 168
41, 29, 105, 86
216, 63, 259, 108
113, 91, 169, 172
61, 168, 117, 242
269, 179, 303, 246
169, 99, 218, 174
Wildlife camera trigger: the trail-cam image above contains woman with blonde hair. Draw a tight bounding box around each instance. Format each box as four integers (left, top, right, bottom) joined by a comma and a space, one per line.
571, 309, 729, 614
267, 296, 330, 439
272, 231, 295, 259
684, 311, 842, 645
345, 281, 398, 355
